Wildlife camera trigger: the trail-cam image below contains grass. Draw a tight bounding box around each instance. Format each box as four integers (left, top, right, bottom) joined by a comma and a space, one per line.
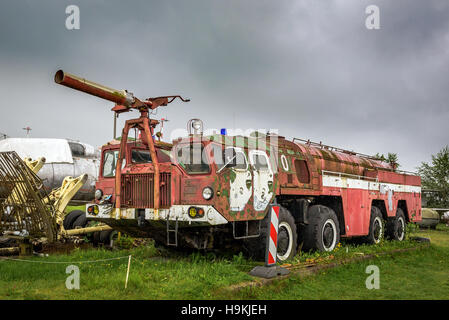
228, 224, 449, 300
65, 205, 86, 214
0, 225, 448, 299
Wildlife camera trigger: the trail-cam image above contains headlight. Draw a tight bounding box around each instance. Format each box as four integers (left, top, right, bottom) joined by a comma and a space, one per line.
202, 187, 213, 200
95, 189, 103, 200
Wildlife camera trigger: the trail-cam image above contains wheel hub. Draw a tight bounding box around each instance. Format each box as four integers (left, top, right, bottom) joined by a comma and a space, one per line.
373, 219, 382, 242
323, 222, 335, 249
277, 227, 290, 256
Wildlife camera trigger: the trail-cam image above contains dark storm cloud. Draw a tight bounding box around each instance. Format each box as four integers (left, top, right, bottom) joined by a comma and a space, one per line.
0, 0, 448, 171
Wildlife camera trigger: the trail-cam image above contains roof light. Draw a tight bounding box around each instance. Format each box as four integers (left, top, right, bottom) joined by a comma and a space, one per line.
187, 119, 203, 135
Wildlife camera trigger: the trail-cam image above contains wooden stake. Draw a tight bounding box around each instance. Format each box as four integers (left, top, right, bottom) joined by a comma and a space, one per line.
125, 255, 131, 289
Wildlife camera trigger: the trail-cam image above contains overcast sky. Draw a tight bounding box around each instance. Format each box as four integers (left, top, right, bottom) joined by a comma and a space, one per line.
0, 0, 448, 171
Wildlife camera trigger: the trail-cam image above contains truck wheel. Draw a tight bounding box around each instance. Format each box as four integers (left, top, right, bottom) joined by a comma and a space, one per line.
302, 205, 340, 252
243, 205, 297, 262
276, 208, 298, 262
63, 210, 83, 230
362, 206, 384, 244
386, 208, 406, 241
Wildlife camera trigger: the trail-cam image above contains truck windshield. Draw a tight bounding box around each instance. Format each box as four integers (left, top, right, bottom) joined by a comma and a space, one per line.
176, 143, 210, 174
132, 149, 152, 163
102, 150, 125, 177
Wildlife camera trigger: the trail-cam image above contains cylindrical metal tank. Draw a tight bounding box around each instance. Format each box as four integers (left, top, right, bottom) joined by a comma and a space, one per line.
293, 140, 393, 176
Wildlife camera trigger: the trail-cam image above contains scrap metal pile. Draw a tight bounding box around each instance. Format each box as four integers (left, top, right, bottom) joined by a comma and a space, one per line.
0, 151, 110, 248
0, 152, 58, 241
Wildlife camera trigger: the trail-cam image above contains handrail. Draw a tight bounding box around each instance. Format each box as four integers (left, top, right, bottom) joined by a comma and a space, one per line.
293, 137, 378, 160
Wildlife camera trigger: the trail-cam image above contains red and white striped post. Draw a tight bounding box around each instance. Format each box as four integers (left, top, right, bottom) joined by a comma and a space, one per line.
265, 205, 280, 267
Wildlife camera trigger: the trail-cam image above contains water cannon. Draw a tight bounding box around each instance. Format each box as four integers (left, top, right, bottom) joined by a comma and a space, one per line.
54, 70, 190, 115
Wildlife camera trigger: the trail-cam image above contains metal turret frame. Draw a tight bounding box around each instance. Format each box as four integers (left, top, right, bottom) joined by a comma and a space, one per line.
54, 70, 190, 212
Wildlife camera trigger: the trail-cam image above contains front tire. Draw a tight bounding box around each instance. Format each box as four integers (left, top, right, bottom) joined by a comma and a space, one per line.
302, 205, 340, 252
243, 205, 297, 262
276, 211, 297, 262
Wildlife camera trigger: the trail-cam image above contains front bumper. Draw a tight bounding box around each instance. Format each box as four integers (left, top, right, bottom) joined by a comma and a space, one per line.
86, 204, 228, 226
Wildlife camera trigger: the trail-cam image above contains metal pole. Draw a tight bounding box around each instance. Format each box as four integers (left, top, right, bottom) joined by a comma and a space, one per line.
113, 112, 117, 139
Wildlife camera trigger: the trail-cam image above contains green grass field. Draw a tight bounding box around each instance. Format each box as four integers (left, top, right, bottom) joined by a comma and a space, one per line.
0, 225, 448, 299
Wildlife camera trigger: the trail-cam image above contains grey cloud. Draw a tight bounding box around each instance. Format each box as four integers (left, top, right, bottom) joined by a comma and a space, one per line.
0, 0, 448, 171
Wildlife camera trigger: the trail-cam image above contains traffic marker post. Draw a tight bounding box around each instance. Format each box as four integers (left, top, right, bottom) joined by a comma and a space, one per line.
250, 205, 290, 279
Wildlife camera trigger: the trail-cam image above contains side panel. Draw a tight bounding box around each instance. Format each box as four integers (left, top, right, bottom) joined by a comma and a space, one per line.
342, 188, 371, 236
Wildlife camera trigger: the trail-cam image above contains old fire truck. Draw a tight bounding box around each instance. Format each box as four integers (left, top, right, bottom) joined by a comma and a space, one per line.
54, 70, 422, 262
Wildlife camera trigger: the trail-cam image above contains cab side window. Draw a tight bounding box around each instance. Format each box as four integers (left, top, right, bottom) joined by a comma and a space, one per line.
103, 150, 118, 177
234, 150, 247, 170
102, 150, 126, 177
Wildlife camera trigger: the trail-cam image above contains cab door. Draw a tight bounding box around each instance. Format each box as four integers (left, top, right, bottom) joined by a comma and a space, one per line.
249, 150, 274, 211
227, 147, 252, 211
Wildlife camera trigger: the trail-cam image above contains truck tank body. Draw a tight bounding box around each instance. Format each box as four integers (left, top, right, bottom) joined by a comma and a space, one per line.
290, 140, 393, 176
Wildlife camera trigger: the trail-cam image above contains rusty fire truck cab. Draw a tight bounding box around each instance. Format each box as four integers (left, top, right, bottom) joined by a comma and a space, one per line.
87, 132, 280, 251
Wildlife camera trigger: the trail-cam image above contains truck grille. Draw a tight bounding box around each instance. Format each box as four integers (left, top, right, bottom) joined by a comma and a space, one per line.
121, 173, 171, 208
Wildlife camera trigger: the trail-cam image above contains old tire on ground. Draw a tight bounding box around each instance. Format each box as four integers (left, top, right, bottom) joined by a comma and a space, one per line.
302, 205, 340, 252
386, 208, 406, 241
63, 210, 83, 230
243, 205, 297, 262
72, 213, 87, 229
362, 206, 384, 244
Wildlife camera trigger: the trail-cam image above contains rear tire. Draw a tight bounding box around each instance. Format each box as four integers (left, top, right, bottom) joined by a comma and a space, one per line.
386, 208, 406, 241
302, 205, 340, 252
362, 206, 384, 244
